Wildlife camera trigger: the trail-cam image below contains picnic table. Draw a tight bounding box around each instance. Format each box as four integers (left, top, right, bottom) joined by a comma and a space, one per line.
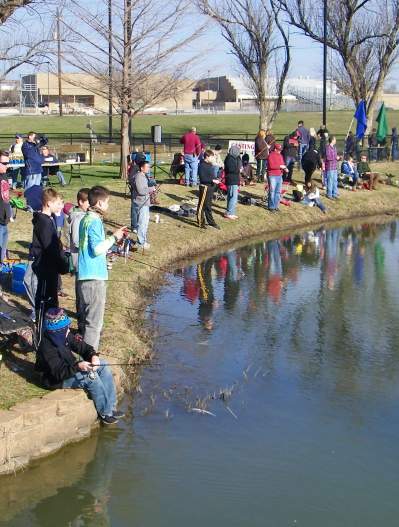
6, 161, 89, 185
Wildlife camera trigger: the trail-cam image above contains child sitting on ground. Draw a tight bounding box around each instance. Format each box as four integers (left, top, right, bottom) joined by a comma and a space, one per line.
36, 307, 124, 425
341, 154, 359, 190
302, 181, 326, 213
241, 153, 255, 186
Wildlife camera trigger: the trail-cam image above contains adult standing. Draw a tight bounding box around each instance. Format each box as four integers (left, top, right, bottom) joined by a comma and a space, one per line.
325, 136, 340, 200
197, 150, 220, 230
22, 131, 44, 190
180, 126, 201, 187
345, 131, 355, 157
254, 129, 269, 182
391, 127, 398, 161
368, 128, 378, 161
267, 144, 287, 212
297, 120, 310, 159
224, 145, 242, 220
9, 133, 24, 189
282, 131, 299, 184
301, 143, 322, 185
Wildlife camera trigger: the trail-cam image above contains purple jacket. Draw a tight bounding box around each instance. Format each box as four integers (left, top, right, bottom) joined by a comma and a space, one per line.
325, 144, 338, 171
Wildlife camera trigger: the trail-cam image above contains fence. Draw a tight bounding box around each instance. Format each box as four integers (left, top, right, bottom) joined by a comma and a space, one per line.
0, 133, 395, 164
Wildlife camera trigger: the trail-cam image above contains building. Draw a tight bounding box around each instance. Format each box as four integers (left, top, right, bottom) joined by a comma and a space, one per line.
20, 73, 195, 114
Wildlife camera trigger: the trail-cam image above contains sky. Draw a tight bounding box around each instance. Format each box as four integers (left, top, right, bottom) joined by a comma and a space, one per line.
3, 0, 399, 85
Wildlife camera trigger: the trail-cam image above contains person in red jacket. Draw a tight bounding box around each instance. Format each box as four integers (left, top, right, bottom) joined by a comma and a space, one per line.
180, 126, 202, 186
267, 144, 287, 212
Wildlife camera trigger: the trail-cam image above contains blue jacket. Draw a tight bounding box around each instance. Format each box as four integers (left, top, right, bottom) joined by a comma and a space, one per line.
341, 161, 357, 177
78, 210, 115, 281
22, 141, 44, 176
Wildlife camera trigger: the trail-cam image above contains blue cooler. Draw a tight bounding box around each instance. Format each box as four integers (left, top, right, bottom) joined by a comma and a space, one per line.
12, 263, 27, 295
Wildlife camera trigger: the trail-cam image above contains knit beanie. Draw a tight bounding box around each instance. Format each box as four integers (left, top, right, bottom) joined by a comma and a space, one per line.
44, 308, 71, 332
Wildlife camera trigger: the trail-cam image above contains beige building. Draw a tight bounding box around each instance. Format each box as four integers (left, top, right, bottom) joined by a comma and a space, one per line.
21, 73, 195, 114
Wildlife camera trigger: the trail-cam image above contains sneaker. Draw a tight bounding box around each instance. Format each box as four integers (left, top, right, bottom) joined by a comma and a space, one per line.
100, 415, 119, 425
224, 214, 236, 220
132, 228, 138, 234
113, 410, 126, 419
210, 224, 221, 230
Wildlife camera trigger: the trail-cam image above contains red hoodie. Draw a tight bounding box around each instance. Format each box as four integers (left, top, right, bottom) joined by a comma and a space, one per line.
267, 150, 285, 176
180, 131, 201, 156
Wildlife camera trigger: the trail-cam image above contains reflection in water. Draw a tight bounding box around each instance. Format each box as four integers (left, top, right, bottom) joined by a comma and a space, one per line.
0, 430, 119, 526
2, 220, 399, 527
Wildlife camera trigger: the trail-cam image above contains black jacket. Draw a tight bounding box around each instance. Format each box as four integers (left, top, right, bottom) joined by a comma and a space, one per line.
282, 136, 298, 159
31, 212, 69, 277
198, 161, 218, 186
224, 154, 242, 186
301, 149, 322, 172
36, 331, 96, 387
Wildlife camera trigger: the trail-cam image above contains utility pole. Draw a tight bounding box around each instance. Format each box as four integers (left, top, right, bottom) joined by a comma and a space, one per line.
322, 0, 327, 126
56, 7, 63, 117
108, 0, 113, 141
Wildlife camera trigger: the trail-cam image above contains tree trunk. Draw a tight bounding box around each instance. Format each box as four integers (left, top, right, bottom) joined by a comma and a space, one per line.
120, 110, 130, 179
259, 98, 271, 130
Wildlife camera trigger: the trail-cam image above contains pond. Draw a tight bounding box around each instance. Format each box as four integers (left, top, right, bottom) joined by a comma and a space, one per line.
2, 219, 399, 526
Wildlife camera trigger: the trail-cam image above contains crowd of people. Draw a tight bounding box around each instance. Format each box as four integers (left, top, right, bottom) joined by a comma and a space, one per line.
0, 122, 395, 426
171, 122, 387, 231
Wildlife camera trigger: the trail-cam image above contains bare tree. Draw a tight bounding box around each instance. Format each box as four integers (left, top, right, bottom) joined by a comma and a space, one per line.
0, 1, 55, 78
0, 0, 34, 25
278, 0, 399, 127
62, 0, 203, 178
198, 0, 290, 129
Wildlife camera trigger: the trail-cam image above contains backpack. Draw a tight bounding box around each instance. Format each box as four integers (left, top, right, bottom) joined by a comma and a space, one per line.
0, 177, 10, 203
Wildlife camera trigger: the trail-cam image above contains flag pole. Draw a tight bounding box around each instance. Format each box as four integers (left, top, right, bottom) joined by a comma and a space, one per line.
346, 117, 354, 139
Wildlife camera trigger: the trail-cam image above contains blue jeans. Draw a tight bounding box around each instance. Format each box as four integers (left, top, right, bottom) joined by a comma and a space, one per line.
299, 144, 308, 160
24, 172, 41, 190
268, 176, 282, 210
137, 204, 150, 246
284, 156, 296, 183
256, 159, 267, 180
56, 170, 66, 185
326, 170, 338, 198
131, 199, 139, 230
62, 359, 117, 417
303, 196, 326, 212
184, 154, 199, 185
226, 185, 238, 215
0, 224, 8, 262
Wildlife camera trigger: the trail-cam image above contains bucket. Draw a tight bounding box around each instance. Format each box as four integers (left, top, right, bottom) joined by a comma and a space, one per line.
12, 263, 27, 282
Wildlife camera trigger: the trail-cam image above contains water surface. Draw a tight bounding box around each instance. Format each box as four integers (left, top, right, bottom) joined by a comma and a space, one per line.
2, 219, 399, 526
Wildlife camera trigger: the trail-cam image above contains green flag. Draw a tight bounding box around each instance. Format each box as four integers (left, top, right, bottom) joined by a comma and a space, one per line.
376, 102, 388, 143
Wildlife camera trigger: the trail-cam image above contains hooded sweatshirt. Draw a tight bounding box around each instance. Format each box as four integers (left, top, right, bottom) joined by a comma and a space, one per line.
31, 212, 69, 277
22, 140, 44, 176
224, 145, 242, 186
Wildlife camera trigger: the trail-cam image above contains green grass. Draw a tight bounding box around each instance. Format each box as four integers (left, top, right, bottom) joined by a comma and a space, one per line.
2, 110, 398, 138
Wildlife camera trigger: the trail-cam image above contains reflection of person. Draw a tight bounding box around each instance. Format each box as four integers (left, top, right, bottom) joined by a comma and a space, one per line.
267, 240, 283, 303
224, 250, 240, 310
198, 260, 215, 330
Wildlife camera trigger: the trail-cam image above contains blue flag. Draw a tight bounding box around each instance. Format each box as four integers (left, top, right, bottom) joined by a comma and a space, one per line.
354, 100, 367, 139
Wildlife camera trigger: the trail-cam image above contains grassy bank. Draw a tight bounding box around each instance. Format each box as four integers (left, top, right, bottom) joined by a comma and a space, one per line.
2, 110, 399, 137
1, 162, 399, 409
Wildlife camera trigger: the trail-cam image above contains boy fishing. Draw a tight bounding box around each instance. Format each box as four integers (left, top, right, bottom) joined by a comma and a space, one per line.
77, 186, 126, 351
